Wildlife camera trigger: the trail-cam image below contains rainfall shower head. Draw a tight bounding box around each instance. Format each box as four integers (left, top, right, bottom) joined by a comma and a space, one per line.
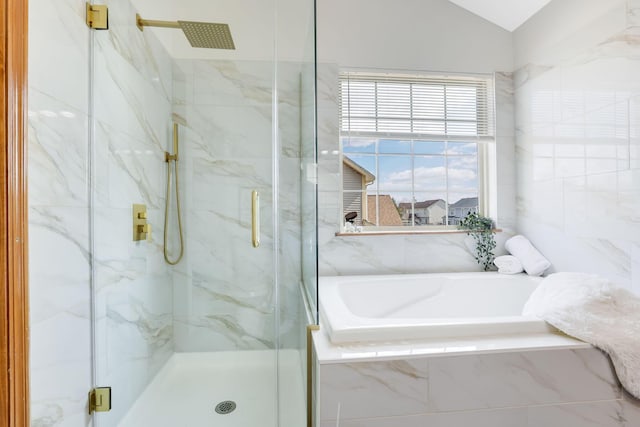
179, 21, 235, 49
136, 14, 236, 50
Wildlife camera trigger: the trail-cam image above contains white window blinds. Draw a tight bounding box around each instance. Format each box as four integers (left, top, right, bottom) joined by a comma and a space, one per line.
340, 72, 495, 139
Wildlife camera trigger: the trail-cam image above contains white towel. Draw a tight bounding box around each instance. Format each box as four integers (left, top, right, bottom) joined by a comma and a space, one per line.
505, 235, 550, 276
523, 272, 640, 399
493, 255, 524, 274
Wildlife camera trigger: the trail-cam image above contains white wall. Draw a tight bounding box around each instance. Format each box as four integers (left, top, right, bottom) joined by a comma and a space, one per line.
513, 0, 640, 293
317, 0, 514, 73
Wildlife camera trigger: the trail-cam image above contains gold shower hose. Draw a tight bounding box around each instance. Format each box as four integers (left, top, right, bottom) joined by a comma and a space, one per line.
164, 123, 184, 265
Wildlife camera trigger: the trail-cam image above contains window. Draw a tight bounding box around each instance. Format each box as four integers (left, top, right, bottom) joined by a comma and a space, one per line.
340, 71, 495, 230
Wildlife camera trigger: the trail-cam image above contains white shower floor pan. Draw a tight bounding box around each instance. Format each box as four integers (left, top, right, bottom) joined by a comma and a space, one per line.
118, 350, 305, 427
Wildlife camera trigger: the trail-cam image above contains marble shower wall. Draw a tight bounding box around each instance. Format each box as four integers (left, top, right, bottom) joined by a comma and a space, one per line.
316, 64, 517, 276
28, 0, 92, 425
29, 0, 175, 425
171, 59, 305, 352
91, 0, 175, 425
514, 0, 640, 294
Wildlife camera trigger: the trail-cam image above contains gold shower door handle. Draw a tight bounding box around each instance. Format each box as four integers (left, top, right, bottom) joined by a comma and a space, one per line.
252, 190, 260, 248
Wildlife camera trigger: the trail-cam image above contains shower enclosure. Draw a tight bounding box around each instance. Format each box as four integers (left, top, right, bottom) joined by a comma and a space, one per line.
87, 0, 317, 425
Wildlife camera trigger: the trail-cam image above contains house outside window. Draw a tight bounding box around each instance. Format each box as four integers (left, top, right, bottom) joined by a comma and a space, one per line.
340, 71, 495, 230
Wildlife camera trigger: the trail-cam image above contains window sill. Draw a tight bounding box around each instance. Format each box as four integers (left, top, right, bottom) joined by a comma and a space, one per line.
335, 228, 502, 237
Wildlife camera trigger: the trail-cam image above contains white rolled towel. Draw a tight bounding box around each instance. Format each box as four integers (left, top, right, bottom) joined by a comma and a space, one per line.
504, 235, 551, 276
493, 255, 524, 274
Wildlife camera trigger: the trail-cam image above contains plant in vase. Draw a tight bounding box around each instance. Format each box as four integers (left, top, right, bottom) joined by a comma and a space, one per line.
458, 212, 496, 271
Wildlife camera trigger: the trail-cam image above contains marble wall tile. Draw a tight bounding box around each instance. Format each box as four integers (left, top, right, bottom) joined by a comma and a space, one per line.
88, 0, 176, 423
29, 207, 92, 427
180, 104, 274, 160
278, 153, 305, 348
93, 6, 172, 148
93, 120, 167, 210
322, 408, 527, 427
320, 359, 429, 420
632, 243, 640, 295
496, 72, 516, 138
317, 63, 340, 110
526, 401, 626, 427
402, 233, 490, 273
28, 90, 89, 209
28, 2, 93, 425
514, 0, 640, 290
623, 392, 640, 425
93, 208, 174, 425
427, 348, 620, 412
101, 0, 173, 101
192, 60, 273, 107
172, 57, 310, 352
28, 0, 89, 112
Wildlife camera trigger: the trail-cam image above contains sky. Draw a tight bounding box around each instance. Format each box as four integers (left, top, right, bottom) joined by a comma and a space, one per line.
343, 137, 479, 205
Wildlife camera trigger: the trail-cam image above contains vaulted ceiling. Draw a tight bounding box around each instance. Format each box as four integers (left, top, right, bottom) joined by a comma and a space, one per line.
447, 0, 553, 31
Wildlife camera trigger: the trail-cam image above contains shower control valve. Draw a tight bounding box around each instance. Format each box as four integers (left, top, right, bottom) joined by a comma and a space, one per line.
133, 204, 151, 242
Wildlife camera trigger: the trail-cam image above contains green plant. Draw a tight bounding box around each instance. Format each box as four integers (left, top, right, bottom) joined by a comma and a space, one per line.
458, 212, 496, 271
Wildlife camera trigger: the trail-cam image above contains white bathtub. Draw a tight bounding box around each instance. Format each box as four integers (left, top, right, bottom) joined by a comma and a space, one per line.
319, 272, 554, 344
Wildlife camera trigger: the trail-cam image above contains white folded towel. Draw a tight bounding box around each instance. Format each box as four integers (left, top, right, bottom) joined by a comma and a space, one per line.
523, 272, 640, 399
504, 235, 550, 276
493, 255, 524, 274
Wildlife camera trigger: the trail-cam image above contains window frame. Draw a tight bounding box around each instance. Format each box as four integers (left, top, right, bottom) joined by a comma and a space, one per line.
338, 70, 495, 233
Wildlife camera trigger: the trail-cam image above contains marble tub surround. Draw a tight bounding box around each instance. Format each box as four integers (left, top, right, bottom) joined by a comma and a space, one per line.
514, 0, 640, 293
317, 342, 640, 427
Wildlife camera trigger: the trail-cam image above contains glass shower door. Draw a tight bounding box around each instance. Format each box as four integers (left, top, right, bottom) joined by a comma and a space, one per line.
89, 0, 281, 425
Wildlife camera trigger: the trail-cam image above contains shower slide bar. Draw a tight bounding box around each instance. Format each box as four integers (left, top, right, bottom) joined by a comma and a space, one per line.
252, 190, 260, 248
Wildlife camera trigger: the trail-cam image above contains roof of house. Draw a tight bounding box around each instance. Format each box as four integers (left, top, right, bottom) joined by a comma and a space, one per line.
449, 197, 479, 209
398, 199, 444, 210
343, 156, 375, 184
366, 195, 403, 226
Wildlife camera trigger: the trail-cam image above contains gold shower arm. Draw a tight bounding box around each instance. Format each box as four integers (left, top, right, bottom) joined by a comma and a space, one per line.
136, 14, 180, 31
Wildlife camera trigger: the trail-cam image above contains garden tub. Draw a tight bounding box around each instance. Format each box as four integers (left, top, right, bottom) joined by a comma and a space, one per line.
319, 272, 554, 343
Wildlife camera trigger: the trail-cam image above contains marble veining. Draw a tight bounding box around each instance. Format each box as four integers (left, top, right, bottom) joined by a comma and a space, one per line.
28, 90, 89, 208
171, 57, 306, 352
515, 0, 640, 291
320, 359, 430, 420
318, 346, 634, 427
29, 207, 92, 427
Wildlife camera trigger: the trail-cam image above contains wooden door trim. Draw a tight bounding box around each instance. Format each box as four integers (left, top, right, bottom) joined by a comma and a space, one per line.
1, 0, 30, 425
